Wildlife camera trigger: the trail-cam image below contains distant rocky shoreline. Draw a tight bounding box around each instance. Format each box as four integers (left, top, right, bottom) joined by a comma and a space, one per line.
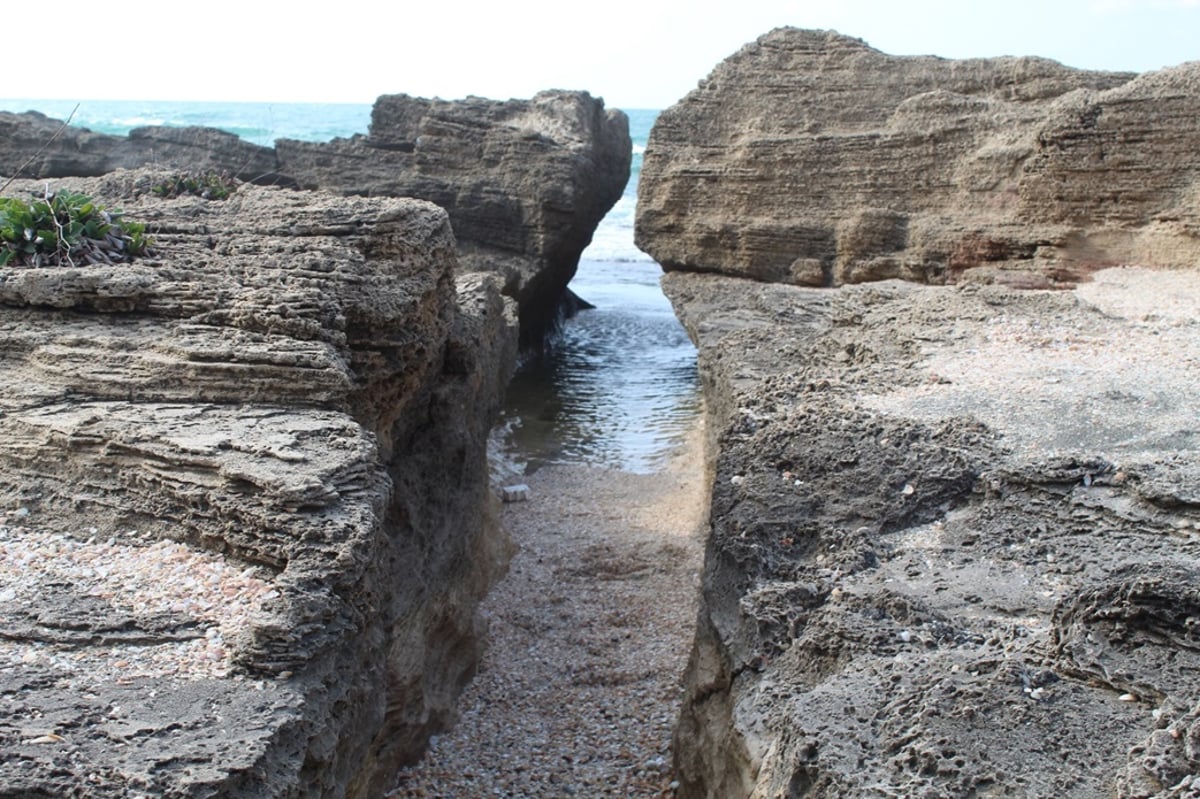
0, 90, 631, 348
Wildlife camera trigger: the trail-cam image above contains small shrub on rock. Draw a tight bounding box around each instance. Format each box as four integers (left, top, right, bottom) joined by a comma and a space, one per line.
0, 189, 152, 267
152, 171, 238, 201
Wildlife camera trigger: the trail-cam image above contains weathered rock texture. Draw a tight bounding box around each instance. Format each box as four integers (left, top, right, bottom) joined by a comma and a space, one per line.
0, 171, 517, 797
278, 92, 631, 345
0, 111, 286, 185
1, 90, 631, 346
636, 28, 1200, 289
639, 27, 1200, 799
664, 268, 1200, 798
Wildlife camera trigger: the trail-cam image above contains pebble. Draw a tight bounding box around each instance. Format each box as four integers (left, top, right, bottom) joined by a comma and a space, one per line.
0, 518, 277, 681
393, 438, 706, 798
502, 484, 531, 503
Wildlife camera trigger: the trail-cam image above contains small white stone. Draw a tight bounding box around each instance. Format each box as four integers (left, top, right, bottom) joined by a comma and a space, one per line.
502, 484, 530, 503
1119, 693, 1137, 702
901, 484, 915, 496
897, 630, 912, 643
730, 475, 746, 486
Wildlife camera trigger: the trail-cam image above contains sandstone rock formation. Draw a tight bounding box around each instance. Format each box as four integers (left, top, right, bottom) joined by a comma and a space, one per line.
663, 268, 1200, 798
637, 27, 1200, 799
1, 90, 631, 347
0, 171, 517, 797
278, 91, 631, 345
636, 28, 1200, 288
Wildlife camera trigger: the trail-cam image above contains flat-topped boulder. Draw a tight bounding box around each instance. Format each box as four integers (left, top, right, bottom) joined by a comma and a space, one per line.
277, 90, 631, 346
635, 28, 1200, 288
0, 171, 517, 797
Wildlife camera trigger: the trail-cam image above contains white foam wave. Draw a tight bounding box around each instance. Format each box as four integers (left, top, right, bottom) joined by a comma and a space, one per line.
111, 116, 166, 127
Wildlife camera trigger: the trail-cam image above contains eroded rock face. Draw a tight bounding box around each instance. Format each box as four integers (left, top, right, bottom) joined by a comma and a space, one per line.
664, 269, 1200, 798
277, 91, 631, 346
636, 28, 1200, 288
1, 90, 631, 346
640, 27, 1200, 798
0, 171, 517, 798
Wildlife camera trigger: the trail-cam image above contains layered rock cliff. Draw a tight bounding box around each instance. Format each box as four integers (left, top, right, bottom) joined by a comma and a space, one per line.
638, 28, 1200, 799
0, 90, 631, 346
0, 172, 517, 797
636, 28, 1199, 288
278, 92, 631, 345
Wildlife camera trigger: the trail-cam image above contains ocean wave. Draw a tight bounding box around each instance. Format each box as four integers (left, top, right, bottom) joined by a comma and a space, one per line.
111, 116, 166, 127
579, 253, 656, 264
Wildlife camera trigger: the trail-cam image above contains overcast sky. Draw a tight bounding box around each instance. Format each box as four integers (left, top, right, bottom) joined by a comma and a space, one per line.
8, 0, 1198, 109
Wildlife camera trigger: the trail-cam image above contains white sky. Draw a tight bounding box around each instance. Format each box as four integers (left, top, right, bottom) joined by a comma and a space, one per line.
10, 0, 1199, 108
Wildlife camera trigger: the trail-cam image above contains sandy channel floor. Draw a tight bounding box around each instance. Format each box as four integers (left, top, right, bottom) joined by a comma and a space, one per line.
391, 422, 709, 798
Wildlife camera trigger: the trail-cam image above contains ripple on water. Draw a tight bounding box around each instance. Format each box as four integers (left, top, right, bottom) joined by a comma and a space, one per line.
499, 260, 701, 474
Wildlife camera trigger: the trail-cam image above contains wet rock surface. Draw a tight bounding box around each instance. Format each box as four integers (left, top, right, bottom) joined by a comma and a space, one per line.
0, 171, 517, 797
662, 268, 1200, 797
636, 28, 1200, 289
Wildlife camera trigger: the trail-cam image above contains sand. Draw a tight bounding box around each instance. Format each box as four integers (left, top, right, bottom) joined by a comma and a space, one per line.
390, 420, 709, 797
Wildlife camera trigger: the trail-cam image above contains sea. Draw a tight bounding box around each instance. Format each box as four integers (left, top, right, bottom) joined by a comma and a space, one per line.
0, 99, 699, 474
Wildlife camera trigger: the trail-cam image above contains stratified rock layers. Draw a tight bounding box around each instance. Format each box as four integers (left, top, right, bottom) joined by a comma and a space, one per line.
0, 90, 632, 346
637, 28, 1200, 799
0, 173, 517, 798
278, 91, 631, 345
636, 28, 1200, 288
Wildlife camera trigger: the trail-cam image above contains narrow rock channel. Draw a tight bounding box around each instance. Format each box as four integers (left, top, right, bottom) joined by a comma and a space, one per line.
391, 255, 707, 797
391, 422, 707, 798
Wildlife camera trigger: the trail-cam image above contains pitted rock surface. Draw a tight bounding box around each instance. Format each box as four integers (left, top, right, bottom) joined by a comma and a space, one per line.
664, 268, 1200, 798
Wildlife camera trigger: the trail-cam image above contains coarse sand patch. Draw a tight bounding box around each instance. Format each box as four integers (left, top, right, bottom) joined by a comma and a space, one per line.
392, 417, 709, 798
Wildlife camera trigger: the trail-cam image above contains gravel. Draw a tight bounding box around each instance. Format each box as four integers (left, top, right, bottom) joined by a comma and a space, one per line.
390, 421, 708, 798
0, 511, 278, 684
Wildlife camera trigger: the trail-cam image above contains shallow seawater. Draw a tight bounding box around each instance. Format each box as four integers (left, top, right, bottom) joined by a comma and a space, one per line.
498, 259, 700, 474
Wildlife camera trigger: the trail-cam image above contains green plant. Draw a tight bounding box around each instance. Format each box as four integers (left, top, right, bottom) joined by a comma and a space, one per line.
151, 171, 238, 201
0, 188, 152, 267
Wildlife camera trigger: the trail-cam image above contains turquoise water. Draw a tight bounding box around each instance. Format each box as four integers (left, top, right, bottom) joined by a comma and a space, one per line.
0, 99, 694, 473
0, 98, 373, 147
